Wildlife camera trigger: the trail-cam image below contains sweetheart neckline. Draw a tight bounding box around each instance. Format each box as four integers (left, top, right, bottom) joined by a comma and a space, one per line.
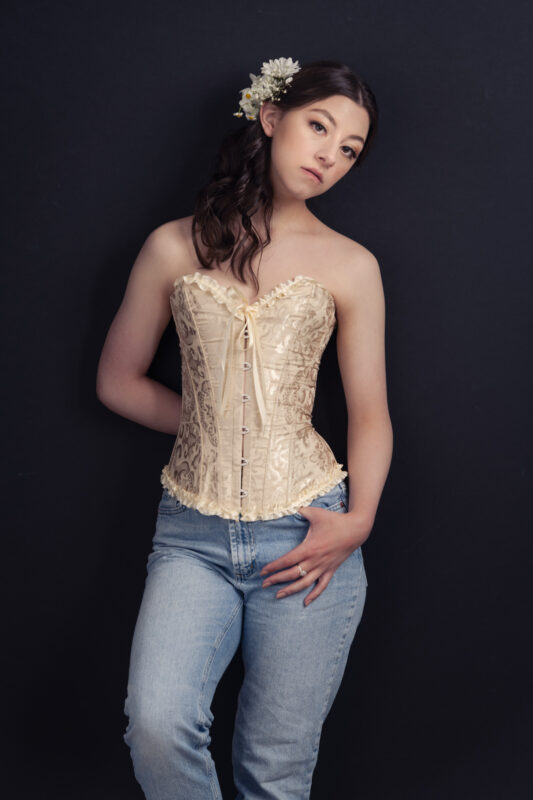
171, 270, 335, 310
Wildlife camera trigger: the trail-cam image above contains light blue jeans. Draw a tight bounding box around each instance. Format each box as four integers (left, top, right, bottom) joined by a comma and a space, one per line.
123, 479, 367, 799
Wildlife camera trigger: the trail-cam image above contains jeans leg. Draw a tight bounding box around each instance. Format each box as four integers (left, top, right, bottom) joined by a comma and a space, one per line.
232, 507, 367, 800
123, 540, 243, 800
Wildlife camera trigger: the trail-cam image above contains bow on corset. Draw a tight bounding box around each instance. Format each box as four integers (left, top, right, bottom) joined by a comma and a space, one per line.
219, 301, 268, 429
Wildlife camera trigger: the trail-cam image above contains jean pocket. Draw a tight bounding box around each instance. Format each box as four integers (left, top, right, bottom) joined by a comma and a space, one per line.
292, 482, 348, 521
157, 488, 189, 516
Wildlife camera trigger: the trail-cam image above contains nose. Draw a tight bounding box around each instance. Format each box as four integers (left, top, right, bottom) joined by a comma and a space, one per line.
316, 149, 336, 169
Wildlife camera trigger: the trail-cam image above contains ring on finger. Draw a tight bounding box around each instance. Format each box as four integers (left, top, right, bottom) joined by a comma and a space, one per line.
296, 563, 307, 577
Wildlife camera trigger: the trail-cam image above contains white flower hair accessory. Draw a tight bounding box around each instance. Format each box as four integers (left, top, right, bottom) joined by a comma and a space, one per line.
233, 57, 301, 121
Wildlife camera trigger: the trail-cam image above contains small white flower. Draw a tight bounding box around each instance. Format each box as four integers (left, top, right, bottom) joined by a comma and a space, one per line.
233, 56, 301, 121
260, 57, 300, 80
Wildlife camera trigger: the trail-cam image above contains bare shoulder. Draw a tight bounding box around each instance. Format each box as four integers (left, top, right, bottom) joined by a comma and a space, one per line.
134, 215, 196, 292
319, 230, 384, 320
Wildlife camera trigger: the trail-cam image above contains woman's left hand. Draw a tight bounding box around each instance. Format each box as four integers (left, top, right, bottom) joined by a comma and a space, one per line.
259, 505, 370, 606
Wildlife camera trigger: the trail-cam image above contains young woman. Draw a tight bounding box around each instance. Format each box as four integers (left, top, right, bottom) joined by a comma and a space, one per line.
97, 57, 393, 800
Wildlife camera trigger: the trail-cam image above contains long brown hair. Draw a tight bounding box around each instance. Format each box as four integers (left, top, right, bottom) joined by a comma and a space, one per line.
191, 59, 379, 292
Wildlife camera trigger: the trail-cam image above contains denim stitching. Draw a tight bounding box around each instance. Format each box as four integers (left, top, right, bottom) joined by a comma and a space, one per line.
196, 599, 243, 798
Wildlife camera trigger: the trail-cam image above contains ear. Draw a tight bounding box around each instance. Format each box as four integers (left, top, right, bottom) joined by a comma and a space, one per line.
259, 101, 283, 138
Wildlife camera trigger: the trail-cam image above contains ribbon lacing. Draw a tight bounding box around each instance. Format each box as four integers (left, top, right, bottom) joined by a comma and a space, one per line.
219, 298, 268, 428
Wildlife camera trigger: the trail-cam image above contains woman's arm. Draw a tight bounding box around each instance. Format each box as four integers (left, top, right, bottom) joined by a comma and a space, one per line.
96, 220, 190, 435
335, 247, 393, 540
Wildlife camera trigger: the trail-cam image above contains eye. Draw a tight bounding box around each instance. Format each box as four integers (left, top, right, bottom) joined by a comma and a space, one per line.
310, 120, 326, 133
342, 146, 358, 160
309, 120, 358, 160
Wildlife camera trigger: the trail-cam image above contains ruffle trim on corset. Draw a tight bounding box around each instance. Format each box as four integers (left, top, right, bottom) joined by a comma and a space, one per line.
173, 271, 334, 316
174, 272, 241, 315
160, 464, 348, 522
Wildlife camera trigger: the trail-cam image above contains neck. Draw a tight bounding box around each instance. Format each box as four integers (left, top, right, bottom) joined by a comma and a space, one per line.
249, 199, 317, 240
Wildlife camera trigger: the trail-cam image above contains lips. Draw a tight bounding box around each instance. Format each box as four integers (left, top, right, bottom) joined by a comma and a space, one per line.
301, 167, 323, 183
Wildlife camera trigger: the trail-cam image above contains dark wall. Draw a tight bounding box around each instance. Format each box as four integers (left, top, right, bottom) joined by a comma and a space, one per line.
2, 1, 532, 797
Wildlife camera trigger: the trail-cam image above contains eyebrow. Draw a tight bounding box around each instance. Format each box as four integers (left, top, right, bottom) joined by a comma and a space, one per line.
308, 107, 366, 145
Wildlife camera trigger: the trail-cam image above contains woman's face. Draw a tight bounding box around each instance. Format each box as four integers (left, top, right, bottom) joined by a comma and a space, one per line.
260, 94, 371, 200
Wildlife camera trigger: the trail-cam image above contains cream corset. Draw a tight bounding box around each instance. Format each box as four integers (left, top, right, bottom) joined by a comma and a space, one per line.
160, 270, 348, 521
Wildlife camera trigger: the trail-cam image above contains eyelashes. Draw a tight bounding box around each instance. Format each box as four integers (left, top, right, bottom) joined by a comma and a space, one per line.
309, 120, 358, 160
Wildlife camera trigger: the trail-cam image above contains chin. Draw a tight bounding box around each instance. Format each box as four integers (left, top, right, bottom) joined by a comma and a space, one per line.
273, 170, 324, 200
295, 177, 325, 198
295, 187, 320, 200
278, 182, 312, 201
305, 184, 326, 198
